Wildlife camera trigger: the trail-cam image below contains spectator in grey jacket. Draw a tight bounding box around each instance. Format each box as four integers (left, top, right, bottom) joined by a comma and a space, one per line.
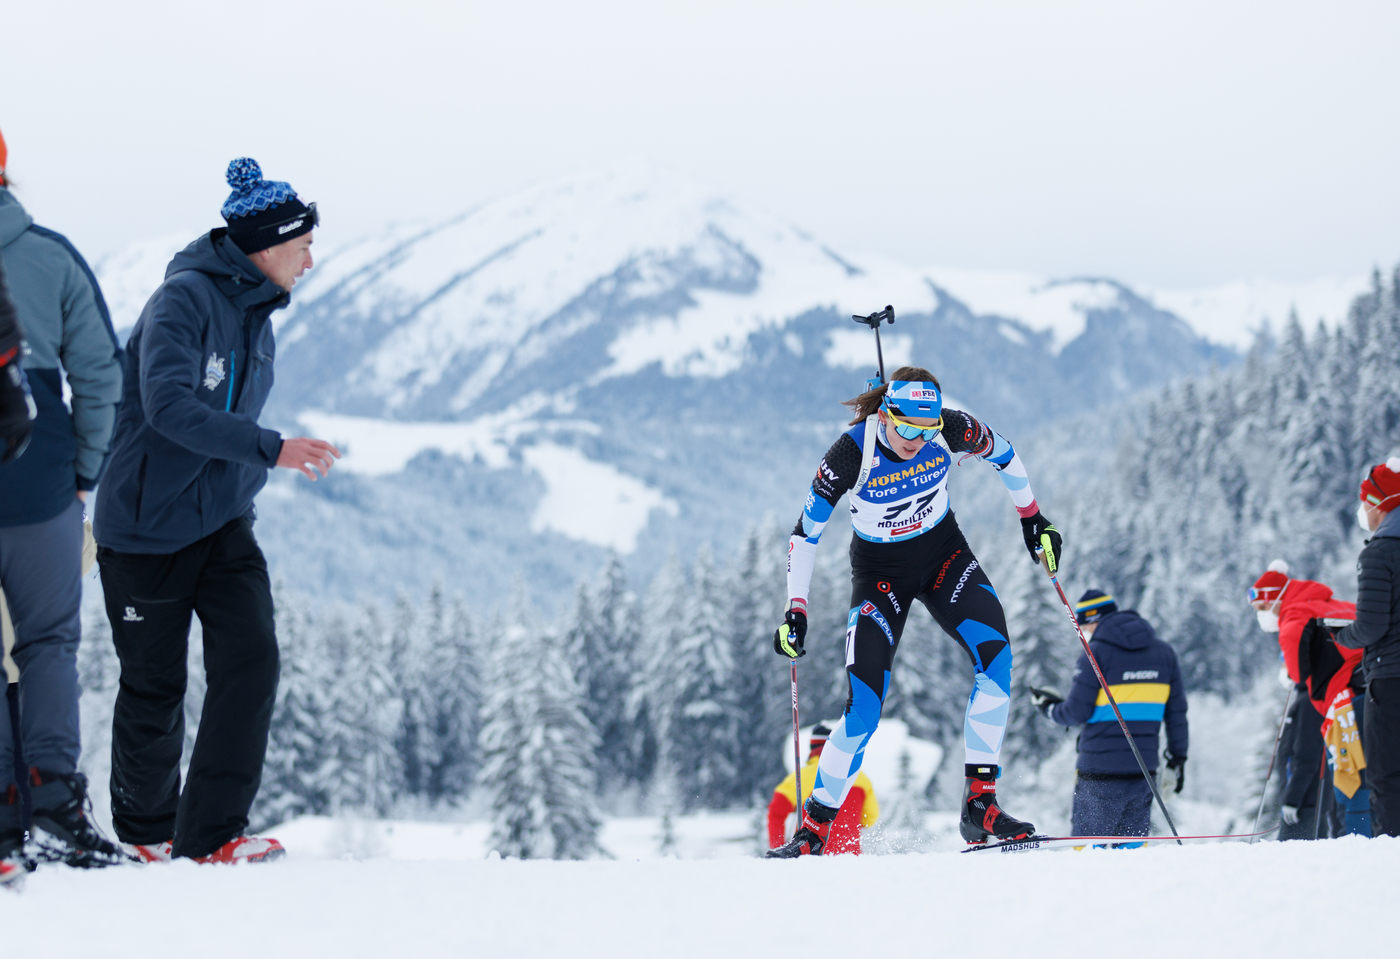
1337, 456, 1400, 837
0, 127, 128, 870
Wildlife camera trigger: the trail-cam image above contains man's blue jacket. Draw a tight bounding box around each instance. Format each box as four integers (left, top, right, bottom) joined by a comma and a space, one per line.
94, 230, 287, 554
1048, 610, 1189, 774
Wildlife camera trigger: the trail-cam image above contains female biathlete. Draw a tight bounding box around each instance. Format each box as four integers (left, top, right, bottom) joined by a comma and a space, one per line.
767, 367, 1062, 854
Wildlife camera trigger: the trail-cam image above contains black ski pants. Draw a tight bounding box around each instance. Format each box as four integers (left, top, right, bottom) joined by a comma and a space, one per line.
846, 515, 1011, 767
98, 517, 279, 859
1367, 678, 1400, 837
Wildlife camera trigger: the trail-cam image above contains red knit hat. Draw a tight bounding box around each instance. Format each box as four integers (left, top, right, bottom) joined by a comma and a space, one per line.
1360, 457, 1400, 513
1247, 559, 1290, 605
0, 125, 8, 184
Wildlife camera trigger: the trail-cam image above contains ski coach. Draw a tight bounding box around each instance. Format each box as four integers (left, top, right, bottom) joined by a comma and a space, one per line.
94, 158, 339, 864
1030, 590, 1188, 844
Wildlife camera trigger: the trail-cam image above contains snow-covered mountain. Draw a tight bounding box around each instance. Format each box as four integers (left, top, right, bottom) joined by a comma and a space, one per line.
95, 167, 1319, 604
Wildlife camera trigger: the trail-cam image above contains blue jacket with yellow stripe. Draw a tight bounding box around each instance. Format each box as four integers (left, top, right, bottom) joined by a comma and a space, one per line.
1049, 610, 1188, 774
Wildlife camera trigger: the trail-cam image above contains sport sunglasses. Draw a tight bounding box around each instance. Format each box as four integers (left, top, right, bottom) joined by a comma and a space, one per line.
883, 406, 943, 442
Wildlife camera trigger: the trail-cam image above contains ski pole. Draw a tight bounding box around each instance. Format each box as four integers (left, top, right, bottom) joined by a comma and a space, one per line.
1312, 750, 1328, 840
789, 657, 804, 821
1035, 548, 1182, 843
1250, 683, 1295, 843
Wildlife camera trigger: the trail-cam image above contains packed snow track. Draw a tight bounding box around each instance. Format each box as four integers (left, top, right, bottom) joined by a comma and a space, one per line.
4, 835, 1394, 957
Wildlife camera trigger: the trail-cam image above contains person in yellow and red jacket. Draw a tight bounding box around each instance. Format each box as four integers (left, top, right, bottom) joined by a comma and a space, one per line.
1248, 559, 1370, 836
768, 724, 879, 855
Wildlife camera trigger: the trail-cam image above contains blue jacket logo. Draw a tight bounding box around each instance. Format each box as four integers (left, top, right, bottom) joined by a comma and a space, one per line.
203, 353, 226, 392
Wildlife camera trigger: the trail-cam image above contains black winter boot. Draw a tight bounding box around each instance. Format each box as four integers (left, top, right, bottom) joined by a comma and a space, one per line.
766, 797, 839, 858
960, 764, 1036, 844
28, 769, 132, 868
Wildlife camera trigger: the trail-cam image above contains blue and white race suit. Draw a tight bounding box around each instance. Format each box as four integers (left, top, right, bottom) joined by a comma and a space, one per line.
785, 409, 1042, 811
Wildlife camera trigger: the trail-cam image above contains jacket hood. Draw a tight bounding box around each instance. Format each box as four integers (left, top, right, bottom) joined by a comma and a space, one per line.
166, 229, 289, 311
0, 188, 34, 248
1091, 610, 1156, 651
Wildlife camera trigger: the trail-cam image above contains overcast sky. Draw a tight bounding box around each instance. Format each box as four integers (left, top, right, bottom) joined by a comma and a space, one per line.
2, 0, 1397, 288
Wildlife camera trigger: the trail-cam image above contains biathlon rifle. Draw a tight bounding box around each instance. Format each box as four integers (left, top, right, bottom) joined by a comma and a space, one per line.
852, 305, 896, 390
850, 305, 896, 497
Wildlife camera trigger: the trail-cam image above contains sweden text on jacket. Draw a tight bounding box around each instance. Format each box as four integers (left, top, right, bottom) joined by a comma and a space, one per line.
1049, 610, 1189, 775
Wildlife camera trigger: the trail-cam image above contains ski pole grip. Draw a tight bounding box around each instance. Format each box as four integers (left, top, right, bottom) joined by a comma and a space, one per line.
1035, 546, 1054, 579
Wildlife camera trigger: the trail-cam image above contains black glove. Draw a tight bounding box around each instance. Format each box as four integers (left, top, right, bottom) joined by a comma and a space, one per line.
1165, 752, 1186, 794
1029, 686, 1063, 719
0, 350, 36, 465
773, 608, 807, 659
1021, 511, 1062, 572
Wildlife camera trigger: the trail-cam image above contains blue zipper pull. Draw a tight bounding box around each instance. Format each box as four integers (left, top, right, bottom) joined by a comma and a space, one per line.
226, 350, 236, 412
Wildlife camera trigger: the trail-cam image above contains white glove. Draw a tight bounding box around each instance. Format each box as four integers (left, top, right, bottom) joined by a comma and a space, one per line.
1281, 805, 1300, 825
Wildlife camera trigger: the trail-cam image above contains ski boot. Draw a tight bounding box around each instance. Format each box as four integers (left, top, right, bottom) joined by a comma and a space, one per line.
27, 769, 133, 868
765, 797, 838, 858
959, 765, 1036, 845
123, 841, 173, 864
192, 835, 286, 864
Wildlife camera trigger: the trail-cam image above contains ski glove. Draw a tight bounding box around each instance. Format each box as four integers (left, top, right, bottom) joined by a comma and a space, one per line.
1281, 805, 1300, 825
1029, 687, 1063, 719
1021, 511, 1062, 572
773, 609, 807, 659
1165, 752, 1186, 794
0, 348, 36, 465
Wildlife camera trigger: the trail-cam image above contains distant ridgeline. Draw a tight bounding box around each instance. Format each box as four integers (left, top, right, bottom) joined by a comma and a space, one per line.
251, 278, 1234, 607
1046, 267, 1400, 696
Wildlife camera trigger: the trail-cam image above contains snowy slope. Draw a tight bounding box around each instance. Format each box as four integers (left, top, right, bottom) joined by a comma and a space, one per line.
5, 838, 1396, 958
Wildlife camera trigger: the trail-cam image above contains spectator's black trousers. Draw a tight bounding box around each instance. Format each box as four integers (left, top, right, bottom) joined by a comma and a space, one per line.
1369, 678, 1400, 838
98, 518, 278, 859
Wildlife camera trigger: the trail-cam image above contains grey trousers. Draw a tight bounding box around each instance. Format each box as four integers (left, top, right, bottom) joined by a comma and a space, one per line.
0, 499, 84, 787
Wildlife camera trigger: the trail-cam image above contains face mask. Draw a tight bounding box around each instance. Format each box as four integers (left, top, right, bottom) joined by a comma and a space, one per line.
1256, 608, 1279, 632
1358, 501, 1374, 532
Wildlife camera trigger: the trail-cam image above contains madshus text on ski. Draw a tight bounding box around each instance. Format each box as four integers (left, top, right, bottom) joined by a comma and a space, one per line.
1, 133, 1399, 892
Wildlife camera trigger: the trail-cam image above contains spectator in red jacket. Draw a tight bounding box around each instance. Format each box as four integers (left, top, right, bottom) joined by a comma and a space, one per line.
1250, 559, 1369, 836
768, 724, 879, 855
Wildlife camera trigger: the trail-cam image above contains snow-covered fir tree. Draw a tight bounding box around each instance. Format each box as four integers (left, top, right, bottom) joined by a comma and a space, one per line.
390, 590, 436, 802
477, 591, 603, 859
421, 587, 480, 804
256, 582, 333, 826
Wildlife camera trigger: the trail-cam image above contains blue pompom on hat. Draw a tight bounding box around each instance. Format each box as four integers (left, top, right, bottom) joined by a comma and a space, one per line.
220, 157, 316, 254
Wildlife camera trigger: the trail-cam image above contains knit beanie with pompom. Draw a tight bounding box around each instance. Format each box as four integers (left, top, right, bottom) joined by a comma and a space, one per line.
1248, 559, 1290, 606
220, 158, 315, 254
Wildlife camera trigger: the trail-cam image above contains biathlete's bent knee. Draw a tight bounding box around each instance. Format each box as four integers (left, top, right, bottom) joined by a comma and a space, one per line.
982, 645, 1012, 696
